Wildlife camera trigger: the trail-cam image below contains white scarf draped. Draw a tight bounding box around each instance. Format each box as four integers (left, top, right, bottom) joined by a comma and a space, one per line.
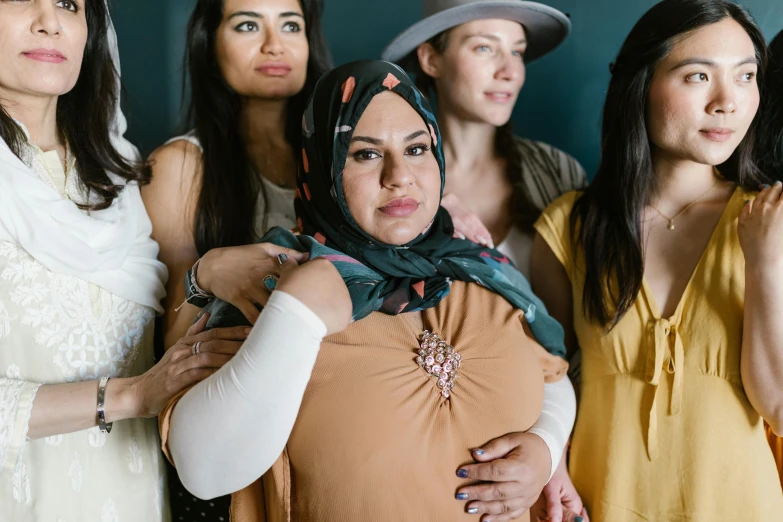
0, 13, 167, 313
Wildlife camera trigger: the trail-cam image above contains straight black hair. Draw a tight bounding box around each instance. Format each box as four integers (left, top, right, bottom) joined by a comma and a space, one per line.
0, 0, 149, 211
758, 30, 783, 179
183, 0, 332, 256
571, 0, 769, 328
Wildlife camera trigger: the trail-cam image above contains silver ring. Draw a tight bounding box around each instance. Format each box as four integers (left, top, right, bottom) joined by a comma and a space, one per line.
263, 274, 279, 291
191, 341, 201, 356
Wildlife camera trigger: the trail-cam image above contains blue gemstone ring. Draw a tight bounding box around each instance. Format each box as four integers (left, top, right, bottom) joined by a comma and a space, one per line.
263, 274, 279, 292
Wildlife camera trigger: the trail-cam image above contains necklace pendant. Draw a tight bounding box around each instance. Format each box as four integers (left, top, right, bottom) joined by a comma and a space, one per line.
667, 220, 675, 231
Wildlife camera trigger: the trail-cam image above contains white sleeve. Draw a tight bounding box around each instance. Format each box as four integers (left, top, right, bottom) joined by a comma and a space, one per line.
0, 378, 41, 472
527, 377, 576, 480
167, 291, 327, 499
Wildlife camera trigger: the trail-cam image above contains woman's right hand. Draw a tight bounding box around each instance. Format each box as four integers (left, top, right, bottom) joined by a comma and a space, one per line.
441, 193, 494, 248
529, 457, 588, 522
196, 243, 310, 324
276, 256, 352, 336
130, 313, 250, 417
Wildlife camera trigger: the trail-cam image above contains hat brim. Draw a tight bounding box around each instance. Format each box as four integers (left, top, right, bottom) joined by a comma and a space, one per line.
381, 1, 571, 64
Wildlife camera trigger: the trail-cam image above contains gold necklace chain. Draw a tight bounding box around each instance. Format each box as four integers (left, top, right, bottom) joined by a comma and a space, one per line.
649, 178, 719, 231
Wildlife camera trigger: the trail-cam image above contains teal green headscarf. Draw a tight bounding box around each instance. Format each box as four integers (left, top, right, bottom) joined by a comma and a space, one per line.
199, 60, 566, 358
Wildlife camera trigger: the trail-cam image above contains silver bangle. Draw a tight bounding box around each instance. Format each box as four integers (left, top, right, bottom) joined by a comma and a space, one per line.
97, 377, 113, 434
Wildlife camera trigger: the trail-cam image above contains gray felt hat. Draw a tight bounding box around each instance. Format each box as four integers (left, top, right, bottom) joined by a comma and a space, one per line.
382, 0, 571, 64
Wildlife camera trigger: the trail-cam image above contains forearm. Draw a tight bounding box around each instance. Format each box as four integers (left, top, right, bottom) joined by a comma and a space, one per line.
167, 291, 326, 499
742, 264, 783, 434
528, 377, 577, 479
26, 377, 142, 440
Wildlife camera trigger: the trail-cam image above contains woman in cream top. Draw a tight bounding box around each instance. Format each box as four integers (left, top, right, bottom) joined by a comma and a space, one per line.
0, 2, 243, 520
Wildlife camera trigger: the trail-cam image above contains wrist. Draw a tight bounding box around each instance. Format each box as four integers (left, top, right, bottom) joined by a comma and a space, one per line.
524, 431, 554, 480
104, 377, 144, 422
745, 260, 783, 285
194, 253, 214, 295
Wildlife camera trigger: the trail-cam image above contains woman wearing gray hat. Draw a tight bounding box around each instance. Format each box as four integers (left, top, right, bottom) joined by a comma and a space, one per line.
384, 2, 587, 521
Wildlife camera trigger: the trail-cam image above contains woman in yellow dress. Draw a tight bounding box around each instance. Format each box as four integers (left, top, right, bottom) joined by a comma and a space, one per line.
531, 0, 783, 519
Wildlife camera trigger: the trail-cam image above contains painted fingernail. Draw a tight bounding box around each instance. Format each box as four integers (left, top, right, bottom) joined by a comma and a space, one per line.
745, 200, 751, 205
456, 469, 468, 478
776, 181, 782, 185
762, 184, 771, 189
277, 253, 288, 265
467, 507, 479, 514
473, 448, 485, 455
575, 518, 584, 522
456, 492, 469, 500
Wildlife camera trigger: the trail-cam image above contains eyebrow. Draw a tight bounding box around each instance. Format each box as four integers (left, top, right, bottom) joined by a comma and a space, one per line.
669, 57, 757, 71
404, 130, 428, 141
227, 11, 304, 20
462, 33, 528, 45
350, 130, 429, 146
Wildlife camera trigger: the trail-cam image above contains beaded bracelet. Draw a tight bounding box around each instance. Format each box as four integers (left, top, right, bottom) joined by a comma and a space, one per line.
183, 258, 214, 309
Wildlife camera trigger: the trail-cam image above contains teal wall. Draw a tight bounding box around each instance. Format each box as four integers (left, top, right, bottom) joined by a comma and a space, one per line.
112, 0, 783, 176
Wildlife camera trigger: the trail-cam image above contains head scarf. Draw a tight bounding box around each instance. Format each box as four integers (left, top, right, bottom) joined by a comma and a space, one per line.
0, 8, 167, 312
204, 60, 565, 358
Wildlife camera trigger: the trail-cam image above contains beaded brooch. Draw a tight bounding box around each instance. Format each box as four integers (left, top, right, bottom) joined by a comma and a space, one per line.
416, 330, 461, 398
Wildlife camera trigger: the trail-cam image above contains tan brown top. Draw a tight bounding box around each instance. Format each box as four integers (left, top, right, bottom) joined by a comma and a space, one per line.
162, 281, 549, 521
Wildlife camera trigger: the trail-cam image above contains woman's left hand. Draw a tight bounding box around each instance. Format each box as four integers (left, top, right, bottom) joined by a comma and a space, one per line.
739, 181, 783, 268
455, 432, 551, 521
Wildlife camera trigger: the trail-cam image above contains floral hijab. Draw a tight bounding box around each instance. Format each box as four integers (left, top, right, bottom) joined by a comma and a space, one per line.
203, 60, 566, 359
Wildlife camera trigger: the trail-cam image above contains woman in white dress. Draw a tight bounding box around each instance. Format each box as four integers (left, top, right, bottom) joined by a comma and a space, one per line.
0, 1, 247, 520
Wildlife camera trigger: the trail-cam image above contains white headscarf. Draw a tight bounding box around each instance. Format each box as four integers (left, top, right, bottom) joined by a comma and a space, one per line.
0, 11, 167, 313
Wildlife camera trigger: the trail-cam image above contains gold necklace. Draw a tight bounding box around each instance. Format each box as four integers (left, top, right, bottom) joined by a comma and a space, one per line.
649, 178, 719, 231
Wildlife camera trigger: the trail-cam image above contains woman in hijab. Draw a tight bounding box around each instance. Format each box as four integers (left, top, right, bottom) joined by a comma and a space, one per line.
0, 1, 246, 519
161, 60, 576, 522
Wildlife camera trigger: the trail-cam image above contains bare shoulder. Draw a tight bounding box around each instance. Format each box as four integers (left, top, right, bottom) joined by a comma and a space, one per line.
142, 138, 204, 246
147, 138, 203, 192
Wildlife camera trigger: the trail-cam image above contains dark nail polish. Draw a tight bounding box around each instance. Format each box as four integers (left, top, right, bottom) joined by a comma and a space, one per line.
763, 184, 771, 189
456, 469, 468, 478
473, 448, 485, 455
776, 181, 782, 185
745, 200, 751, 205
575, 517, 584, 522
467, 507, 479, 514
456, 493, 469, 500
277, 253, 288, 264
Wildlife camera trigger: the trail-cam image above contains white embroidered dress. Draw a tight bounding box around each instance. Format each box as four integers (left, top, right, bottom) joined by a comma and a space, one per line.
0, 139, 168, 521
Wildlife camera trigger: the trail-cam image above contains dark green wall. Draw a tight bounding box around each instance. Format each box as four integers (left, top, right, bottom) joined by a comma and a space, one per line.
112, 0, 783, 176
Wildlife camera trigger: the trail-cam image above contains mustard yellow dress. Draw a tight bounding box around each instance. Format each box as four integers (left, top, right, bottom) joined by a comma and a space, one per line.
535, 188, 783, 521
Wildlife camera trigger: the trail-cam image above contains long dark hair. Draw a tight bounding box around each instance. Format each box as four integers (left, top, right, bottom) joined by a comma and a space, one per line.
758, 31, 783, 178
0, 1, 148, 211
184, 0, 331, 256
402, 31, 540, 233
572, 0, 769, 329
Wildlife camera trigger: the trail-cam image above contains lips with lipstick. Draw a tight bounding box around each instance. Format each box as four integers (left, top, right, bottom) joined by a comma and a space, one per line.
378, 197, 420, 217
22, 48, 66, 64
256, 61, 292, 77
700, 128, 734, 142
